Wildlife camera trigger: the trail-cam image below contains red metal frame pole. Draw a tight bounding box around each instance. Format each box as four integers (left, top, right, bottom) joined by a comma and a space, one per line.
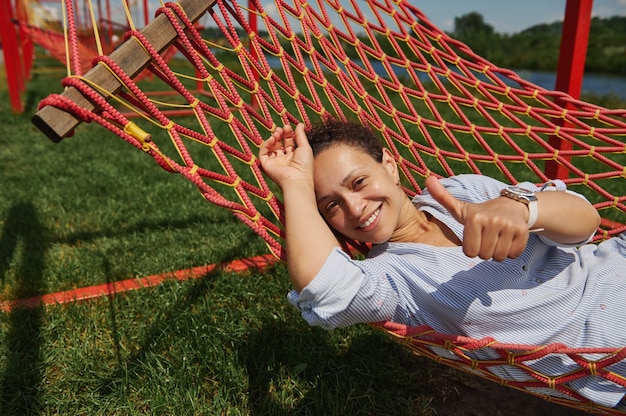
248, 0, 259, 109
143, 0, 149, 26
545, 0, 593, 179
16, 0, 34, 82
1, 0, 25, 113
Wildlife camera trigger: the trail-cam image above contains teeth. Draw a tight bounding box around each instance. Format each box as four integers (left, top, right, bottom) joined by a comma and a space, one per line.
359, 208, 380, 228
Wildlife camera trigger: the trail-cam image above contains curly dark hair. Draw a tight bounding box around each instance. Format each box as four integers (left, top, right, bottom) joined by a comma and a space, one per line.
306, 119, 384, 162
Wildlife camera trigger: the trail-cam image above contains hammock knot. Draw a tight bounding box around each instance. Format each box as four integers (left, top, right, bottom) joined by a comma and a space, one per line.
507, 352, 516, 366
588, 362, 598, 376
594, 108, 602, 119
525, 105, 533, 116
238, 209, 261, 224
261, 190, 274, 203
582, 173, 589, 185
588, 127, 596, 137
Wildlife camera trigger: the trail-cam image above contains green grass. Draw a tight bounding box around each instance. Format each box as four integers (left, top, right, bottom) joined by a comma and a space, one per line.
0, 267, 444, 415
0, 57, 450, 415
1, 50, 626, 415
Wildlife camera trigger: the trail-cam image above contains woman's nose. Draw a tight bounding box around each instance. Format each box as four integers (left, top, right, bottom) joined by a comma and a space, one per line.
345, 195, 365, 219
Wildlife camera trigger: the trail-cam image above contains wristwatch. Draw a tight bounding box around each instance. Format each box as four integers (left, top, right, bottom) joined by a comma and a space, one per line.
499, 186, 538, 228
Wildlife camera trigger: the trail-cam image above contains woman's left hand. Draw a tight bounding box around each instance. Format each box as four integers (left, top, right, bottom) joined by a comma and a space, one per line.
425, 176, 530, 261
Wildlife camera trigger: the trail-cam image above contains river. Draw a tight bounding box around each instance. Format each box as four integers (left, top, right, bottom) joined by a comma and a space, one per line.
514, 69, 626, 100
262, 55, 626, 101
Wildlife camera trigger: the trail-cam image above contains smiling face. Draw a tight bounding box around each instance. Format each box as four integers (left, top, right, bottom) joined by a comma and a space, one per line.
313, 144, 406, 244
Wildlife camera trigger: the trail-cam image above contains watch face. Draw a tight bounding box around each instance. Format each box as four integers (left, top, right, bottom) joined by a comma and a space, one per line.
508, 186, 535, 196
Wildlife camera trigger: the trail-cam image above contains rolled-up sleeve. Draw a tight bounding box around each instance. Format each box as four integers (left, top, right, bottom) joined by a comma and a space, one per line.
287, 248, 398, 329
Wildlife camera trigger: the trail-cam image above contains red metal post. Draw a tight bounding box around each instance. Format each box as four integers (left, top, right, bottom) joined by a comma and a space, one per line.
16, 0, 34, 82
248, 0, 260, 109
545, 0, 593, 179
143, 0, 149, 26
1, 0, 25, 113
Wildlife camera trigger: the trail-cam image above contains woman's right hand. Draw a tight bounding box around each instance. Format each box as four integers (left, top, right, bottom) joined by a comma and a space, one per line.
260, 123, 340, 291
259, 123, 313, 189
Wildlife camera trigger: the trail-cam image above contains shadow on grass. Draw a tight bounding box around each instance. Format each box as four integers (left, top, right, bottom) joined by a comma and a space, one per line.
0, 202, 48, 415
96, 272, 214, 400
50, 214, 217, 246
241, 321, 430, 416
94, 259, 429, 414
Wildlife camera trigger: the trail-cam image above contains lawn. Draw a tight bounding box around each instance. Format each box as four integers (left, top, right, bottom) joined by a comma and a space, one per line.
1, 50, 624, 415
0, 55, 445, 416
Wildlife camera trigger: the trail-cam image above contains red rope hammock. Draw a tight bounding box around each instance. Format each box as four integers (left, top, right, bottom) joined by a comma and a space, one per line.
33, 0, 626, 413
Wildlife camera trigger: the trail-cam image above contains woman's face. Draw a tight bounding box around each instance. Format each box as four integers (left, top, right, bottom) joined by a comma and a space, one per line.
313, 144, 405, 244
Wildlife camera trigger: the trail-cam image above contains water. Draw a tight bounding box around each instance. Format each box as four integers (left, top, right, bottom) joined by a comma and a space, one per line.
515, 69, 626, 100
262, 55, 626, 100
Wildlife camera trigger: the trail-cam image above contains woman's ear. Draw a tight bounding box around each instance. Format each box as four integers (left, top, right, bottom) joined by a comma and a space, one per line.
381, 148, 400, 184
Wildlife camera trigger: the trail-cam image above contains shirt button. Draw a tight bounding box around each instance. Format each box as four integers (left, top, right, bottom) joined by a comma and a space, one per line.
535, 278, 543, 283
522, 265, 528, 271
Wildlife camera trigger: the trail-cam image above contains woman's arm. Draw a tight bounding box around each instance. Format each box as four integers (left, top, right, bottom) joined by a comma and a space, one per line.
425, 175, 601, 261
530, 190, 601, 244
259, 124, 340, 291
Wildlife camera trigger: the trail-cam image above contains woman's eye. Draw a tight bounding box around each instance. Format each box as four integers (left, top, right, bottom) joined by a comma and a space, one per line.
354, 177, 366, 188
325, 201, 339, 212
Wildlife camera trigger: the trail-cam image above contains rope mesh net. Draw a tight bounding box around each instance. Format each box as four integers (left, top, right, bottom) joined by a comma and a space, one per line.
34, 0, 626, 413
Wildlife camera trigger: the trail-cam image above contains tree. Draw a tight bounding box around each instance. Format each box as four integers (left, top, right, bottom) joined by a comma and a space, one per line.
453, 12, 494, 37
452, 12, 499, 61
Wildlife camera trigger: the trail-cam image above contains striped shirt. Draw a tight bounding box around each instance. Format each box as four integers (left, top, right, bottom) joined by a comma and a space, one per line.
288, 174, 626, 407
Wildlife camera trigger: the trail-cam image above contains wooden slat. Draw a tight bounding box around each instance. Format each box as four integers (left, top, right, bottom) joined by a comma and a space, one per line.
32, 0, 216, 143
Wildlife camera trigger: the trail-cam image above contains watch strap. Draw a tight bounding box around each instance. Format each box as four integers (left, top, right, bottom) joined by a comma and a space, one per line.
527, 199, 538, 229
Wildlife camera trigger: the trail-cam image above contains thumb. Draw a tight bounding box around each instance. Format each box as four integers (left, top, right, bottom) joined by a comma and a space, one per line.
425, 176, 465, 224
293, 123, 309, 148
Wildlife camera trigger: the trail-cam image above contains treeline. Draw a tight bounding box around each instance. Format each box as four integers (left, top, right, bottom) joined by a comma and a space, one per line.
450, 12, 626, 75
201, 13, 626, 76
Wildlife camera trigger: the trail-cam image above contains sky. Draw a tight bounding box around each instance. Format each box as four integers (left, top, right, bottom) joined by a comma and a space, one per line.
38, 0, 626, 35
413, 0, 626, 34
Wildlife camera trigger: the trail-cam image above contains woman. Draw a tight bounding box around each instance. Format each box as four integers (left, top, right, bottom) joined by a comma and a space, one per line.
258, 119, 626, 408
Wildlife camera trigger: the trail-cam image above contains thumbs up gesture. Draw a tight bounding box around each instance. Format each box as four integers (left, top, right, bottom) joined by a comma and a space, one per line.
425, 176, 530, 261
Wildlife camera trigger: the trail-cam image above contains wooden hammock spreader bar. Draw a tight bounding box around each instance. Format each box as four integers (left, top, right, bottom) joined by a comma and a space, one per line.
31, 0, 214, 143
